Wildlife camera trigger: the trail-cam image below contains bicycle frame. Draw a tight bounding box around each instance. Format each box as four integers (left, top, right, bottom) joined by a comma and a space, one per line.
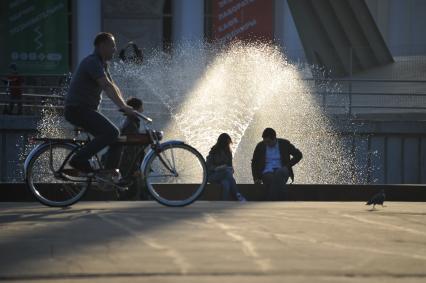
50, 142, 80, 179
24, 112, 188, 184
24, 106, 208, 207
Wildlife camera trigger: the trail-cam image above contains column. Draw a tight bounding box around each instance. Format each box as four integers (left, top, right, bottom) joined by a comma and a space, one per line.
74, 0, 101, 67
172, 0, 204, 44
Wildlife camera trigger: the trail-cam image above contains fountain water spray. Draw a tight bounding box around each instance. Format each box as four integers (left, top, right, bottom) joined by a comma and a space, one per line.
109, 41, 362, 184
28, 41, 364, 184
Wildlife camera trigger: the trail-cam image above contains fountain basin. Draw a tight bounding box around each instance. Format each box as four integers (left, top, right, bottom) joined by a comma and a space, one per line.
1, 183, 425, 202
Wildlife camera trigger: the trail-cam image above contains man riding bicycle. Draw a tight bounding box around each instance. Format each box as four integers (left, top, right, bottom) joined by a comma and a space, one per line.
64, 32, 136, 174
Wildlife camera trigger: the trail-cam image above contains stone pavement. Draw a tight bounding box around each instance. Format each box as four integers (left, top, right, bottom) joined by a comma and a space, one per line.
0, 202, 425, 282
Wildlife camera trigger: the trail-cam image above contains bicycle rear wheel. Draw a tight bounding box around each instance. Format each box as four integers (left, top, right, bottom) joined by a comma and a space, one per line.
26, 142, 91, 207
143, 143, 207, 207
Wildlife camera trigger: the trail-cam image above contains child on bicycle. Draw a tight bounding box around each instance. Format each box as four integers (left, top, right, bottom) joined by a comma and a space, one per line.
104, 97, 150, 200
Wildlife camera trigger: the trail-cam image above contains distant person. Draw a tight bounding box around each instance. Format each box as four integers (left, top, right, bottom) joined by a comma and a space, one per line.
251, 128, 302, 200
104, 97, 150, 200
206, 133, 246, 202
2, 63, 23, 115
119, 41, 143, 65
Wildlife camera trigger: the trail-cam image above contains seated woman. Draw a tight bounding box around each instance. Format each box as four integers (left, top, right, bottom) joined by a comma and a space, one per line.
206, 133, 246, 202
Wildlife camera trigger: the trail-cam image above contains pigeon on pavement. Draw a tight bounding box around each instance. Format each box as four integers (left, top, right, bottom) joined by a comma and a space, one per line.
366, 189, 386, 210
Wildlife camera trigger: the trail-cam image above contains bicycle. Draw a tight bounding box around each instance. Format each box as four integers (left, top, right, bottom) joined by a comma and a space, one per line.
24, 111, 208, 207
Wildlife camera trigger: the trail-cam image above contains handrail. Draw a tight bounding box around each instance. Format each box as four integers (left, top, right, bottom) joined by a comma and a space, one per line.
1, 77, 426, 116
0, 93, 64, 99
301, 78, 426, 83
0, 73, 68, 77
0, 104, 64, 109
325, 105, 426, 110
315, 92, 426, 96
0, 79, 424, 91
0, 85, 67, 90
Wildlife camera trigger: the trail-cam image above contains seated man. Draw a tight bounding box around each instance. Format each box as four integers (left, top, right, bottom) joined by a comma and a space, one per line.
251, 128, 302, 200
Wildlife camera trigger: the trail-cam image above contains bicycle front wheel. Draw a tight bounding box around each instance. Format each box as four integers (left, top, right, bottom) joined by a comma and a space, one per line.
143, 143, 207, 207
26, 142, 90, 207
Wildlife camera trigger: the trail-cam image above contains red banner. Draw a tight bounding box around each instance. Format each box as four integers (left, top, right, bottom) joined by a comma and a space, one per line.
211, 0, 274, 43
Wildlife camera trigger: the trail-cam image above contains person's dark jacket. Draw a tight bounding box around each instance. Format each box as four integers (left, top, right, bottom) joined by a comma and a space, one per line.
251, 138, 302, 183
119, 116, 143, 173
206, 148, 233, 175
104, 115, 141, 170
121, 116, 140, 134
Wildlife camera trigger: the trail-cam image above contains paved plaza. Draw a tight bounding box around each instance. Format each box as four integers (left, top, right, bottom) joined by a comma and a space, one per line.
0, 201, 425, 282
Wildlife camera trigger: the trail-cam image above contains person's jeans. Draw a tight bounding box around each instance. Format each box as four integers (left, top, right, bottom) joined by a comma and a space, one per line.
64, 106, 119, 163
208, 167, 239, 200
104, 144, 123, 170
261, 167, 290, 200
9, 95, 23, 114
3, 95, 22, 115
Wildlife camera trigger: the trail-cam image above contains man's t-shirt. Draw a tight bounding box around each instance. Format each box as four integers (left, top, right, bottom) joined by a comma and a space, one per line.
65, 52, 110, 109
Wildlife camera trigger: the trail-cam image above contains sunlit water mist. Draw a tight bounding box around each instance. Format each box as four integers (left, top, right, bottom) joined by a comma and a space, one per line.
25, 42, 367, 184
17, 77, 71, 180
109, 41, 362, 184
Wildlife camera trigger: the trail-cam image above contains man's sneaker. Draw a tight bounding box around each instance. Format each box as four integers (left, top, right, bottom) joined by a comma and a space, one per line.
69, 158, 94, 174
236, 193, 247, 202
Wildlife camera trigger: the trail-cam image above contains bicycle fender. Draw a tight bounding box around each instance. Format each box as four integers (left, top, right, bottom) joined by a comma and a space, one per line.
159, 140, 185, 149
24, 141, 78, 177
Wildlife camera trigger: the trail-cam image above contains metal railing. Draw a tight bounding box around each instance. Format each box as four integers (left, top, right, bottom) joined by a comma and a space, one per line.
302, 78, 426, 116
0, 84, 65, 115
1, 78, 426, 116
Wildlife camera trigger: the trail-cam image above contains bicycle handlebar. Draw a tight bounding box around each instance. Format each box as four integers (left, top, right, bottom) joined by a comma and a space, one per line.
136, 112, 153, 123
119, 109, 153, 123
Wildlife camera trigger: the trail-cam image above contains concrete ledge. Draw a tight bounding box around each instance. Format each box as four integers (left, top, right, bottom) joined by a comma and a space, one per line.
0, 115, 39, 130
1, 183, 425, 202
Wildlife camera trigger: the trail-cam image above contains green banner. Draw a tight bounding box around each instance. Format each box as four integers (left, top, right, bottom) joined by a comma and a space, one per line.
0, 0, 69, 75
